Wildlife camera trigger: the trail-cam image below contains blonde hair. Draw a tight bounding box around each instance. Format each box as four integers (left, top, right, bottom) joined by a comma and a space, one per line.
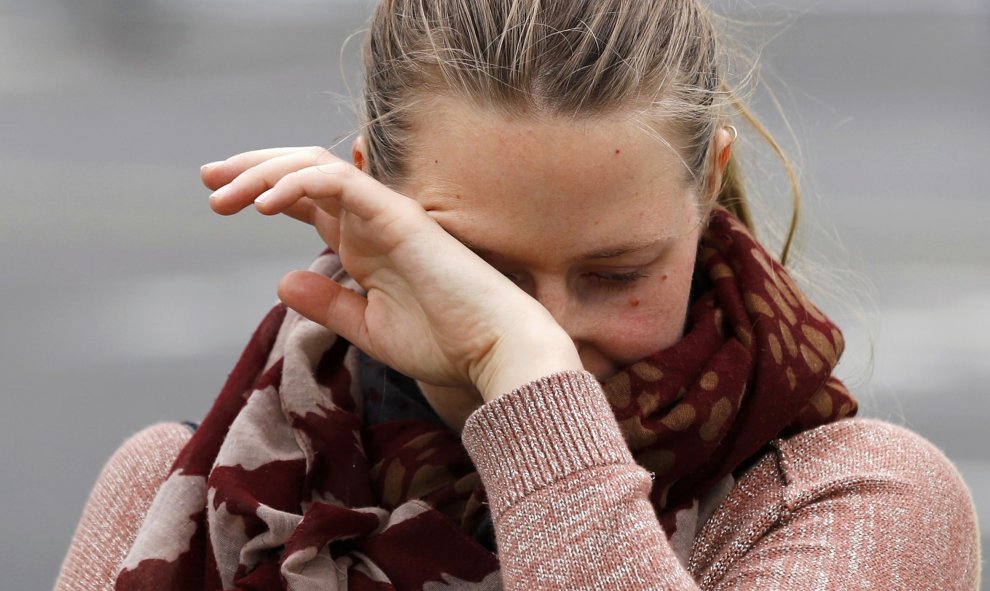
359, 0, 802, 264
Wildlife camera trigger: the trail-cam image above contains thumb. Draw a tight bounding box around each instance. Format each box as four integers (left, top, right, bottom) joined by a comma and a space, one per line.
277, 270, 370, 347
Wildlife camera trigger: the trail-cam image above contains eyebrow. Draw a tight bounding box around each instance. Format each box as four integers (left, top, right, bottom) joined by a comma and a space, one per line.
581, 239, 670, 260
455, 235, 671, 262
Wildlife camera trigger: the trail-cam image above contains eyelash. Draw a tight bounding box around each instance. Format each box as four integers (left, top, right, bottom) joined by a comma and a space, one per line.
500, 270, 649, 293
588, 270, 648, 291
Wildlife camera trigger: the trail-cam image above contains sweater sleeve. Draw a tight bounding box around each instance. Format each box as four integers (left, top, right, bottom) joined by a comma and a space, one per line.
54, 423, 193, 591
461, 371, 698, 589
461, 371, 982, 591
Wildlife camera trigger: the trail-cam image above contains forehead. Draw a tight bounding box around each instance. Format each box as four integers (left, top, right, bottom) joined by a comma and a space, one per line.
396, 98, 699, 261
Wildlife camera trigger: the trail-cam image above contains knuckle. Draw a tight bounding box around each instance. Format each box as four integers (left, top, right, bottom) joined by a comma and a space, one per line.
246, 170, 275, 193
280, 167, 310, 186
318, 161, 354, 177
394, 193, 425, 216
307, 145, 335, 163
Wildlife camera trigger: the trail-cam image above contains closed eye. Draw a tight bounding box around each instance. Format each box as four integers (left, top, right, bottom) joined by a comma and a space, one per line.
588, 270, 648, 291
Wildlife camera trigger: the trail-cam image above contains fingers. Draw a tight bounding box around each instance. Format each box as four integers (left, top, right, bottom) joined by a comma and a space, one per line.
279, 199, 319, 225
201, 147, 314, 189
204, 147, 337, 216
253, 162, 348, 219
203, 145, 414, 254
278, 270, 370, 350
254, 161, 418, 223
280, 200, 341, 251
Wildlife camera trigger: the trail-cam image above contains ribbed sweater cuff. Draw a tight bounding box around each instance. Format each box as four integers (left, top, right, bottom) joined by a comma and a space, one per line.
461, 370, 635, 521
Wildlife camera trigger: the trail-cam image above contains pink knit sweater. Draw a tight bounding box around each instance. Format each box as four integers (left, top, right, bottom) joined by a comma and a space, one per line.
56, 371, 982, 590
461, 371, 982, 590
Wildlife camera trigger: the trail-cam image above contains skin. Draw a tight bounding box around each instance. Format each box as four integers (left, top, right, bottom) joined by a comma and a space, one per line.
202, 98, 732, 432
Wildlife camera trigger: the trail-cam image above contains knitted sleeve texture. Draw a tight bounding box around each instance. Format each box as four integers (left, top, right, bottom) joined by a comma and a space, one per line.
460, 370, 982, 591
54, 423, 193, 591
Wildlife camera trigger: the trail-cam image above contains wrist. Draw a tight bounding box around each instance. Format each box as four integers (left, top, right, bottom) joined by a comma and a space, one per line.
471, 324, 583, 403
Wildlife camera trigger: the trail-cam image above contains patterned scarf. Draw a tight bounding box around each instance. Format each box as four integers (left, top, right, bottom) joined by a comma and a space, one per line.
115, 207, 856, 590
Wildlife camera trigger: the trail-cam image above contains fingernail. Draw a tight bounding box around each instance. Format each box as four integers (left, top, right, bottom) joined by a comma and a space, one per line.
210, 185, 232, 200
201, 161, 224, 172
254, 189, 273, 205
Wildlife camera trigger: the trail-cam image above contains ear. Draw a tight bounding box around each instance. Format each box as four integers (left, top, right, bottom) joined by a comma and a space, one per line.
352, 135, 370, 173
703, 126, 735, 206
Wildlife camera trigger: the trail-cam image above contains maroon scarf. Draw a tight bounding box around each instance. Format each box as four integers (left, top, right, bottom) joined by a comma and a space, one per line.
115, 207, 855, 590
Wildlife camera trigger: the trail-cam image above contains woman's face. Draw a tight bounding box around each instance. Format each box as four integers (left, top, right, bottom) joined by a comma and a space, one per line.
381, 98, 714, 382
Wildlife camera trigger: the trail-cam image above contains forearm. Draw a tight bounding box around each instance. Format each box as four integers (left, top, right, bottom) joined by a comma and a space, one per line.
462, 371, 698, 590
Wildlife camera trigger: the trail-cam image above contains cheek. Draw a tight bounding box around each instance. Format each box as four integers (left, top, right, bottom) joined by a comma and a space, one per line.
581, 231, 702, 374
592, 273, 694, 366
597, 301, 686, 362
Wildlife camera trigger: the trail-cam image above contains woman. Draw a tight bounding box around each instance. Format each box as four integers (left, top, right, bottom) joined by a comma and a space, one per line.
56, 1, 980, 589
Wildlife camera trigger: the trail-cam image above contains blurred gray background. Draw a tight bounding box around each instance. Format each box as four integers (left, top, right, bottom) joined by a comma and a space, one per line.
2, 0, 987, 588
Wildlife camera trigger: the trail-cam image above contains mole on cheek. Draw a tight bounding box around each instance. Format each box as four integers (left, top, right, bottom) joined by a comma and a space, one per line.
614, 149, 621, 155
629, 298, 641, 308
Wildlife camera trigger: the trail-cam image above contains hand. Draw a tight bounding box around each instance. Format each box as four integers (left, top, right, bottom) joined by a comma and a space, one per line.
204, 147, 343, 248
202, 147, 583, 401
